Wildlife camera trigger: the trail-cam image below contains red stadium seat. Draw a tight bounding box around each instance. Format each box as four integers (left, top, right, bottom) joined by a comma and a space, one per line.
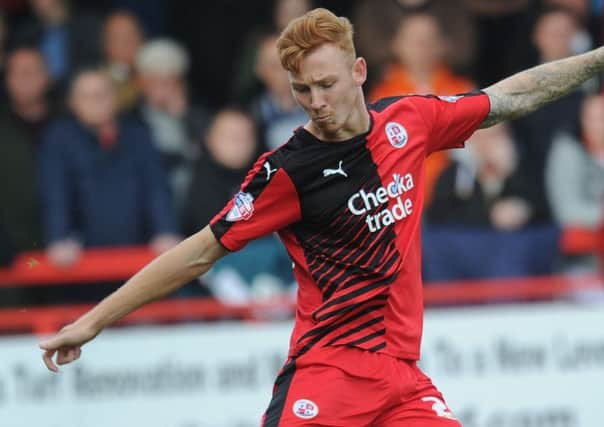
560, 226, 600, 256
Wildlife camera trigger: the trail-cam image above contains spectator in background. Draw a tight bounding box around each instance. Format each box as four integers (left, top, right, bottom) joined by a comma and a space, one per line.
1, 47, 54, 142
0, 10, 7, 97
513, 7, 591, 222
414, 0, 477, 76
183, 108, 259, 235
369, 10, 475, 207
423, 123, 556, 281
354, 0, 476, 92
272, 0, 311, 32
463, 0, 536, 87
546, 95, 604, 273
101, 10, 144, 112
134, 38, 208, 221
426, 123, 539, 230
352, 0, 403, 88
533, 6, 589, 60
10, 0, 101, 86
369, 10, 474, 101
0, 47, 51, 266
110, 0, 165, 37
544, 0, 600, 45
182, 108, 292, 303
39, 69, 179, 267
230, 0, 311, 104
249, 32, 306, 151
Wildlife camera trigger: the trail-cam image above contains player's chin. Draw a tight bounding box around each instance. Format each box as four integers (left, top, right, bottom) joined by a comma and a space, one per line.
314, 118, 337, 131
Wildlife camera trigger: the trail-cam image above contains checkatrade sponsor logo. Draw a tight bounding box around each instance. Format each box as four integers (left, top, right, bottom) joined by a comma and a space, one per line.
347, 173, 415, 232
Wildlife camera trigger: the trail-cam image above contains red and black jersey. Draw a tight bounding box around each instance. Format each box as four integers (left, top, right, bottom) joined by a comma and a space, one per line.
211, 92, 490, 361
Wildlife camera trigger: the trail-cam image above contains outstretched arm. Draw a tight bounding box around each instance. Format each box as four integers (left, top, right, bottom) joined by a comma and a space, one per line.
39, 225, 228, 372
481, 46, 604, 128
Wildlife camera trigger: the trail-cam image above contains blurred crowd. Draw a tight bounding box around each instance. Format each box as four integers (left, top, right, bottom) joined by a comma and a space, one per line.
0, 0, 603, 307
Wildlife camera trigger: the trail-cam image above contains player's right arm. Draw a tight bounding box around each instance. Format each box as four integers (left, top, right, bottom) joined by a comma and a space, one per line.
39, 226, 228, 372
481, 46, 604, 128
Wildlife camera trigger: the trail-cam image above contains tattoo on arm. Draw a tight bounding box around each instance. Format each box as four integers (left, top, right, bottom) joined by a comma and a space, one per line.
481, 47, 604, 128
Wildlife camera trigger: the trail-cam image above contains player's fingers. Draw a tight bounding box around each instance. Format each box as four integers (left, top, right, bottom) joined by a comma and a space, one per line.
65, 347, 80, 364
39, 335, 64, 351
57, 347, 77, 365
56, 348, 66, 365
42, 349, 58, 373
75, 347, 82, 360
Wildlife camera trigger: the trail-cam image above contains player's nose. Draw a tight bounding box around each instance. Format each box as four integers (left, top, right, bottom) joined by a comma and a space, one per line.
310, 89, 326, 110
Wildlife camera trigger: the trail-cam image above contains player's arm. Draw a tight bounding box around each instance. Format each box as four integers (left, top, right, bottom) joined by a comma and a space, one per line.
39, 225, 228, 372
481, 46, 604, 128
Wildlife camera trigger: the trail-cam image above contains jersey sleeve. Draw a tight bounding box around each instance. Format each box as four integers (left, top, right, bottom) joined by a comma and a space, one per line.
410, 91, 491, 155
209, 152, 301, 251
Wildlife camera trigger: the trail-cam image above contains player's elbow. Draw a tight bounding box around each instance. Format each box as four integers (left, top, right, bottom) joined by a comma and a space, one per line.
185, 226, 228, 275
187, 252, 216, 275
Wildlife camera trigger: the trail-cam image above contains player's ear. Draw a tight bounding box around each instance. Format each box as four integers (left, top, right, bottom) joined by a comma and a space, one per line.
352, 57, 367, 87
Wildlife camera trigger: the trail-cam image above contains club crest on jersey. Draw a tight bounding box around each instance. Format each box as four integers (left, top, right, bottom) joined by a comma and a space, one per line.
226, 192, 254, 222
385, 121, 408, 148
293, 399, 319, 419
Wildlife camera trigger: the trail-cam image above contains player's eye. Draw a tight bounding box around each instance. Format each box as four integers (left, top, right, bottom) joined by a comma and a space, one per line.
293, 86, 309, 93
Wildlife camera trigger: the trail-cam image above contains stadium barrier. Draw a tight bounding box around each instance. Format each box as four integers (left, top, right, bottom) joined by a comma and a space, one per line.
0, 246, 602, 335
560, 225, 603, 255
0, 244, 602, 426
1, 303, 604, 427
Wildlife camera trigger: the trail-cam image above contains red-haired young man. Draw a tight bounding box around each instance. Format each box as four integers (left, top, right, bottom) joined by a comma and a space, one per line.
40, 8, 604, 426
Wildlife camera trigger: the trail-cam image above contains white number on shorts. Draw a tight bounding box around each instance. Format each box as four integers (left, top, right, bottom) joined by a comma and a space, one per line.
421, 396, 456, 419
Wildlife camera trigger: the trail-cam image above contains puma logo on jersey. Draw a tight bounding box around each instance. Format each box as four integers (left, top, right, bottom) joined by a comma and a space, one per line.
264, 161, 277, 181
323, 161, 348, 178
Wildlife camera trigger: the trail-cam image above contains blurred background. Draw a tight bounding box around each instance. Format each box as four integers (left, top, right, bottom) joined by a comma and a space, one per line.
0, 0, 603, 426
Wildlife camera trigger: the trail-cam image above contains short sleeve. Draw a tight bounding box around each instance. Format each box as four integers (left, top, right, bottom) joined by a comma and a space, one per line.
409, 92, 491, 155
210, 152, 301, 251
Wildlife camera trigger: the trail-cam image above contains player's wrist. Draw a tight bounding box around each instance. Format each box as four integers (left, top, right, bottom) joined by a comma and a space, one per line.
75, 309, 107, 339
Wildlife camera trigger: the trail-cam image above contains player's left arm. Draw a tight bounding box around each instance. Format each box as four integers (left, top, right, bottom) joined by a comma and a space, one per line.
481, 46, 604, 128
39, 226, 228, 372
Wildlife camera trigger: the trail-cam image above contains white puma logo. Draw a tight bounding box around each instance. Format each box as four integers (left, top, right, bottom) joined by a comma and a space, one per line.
264, 161, 277, 181
323, 161, 348, 178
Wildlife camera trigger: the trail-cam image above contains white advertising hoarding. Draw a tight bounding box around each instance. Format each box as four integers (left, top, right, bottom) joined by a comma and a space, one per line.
0, 302, 603, 427
421, 303, 604, 427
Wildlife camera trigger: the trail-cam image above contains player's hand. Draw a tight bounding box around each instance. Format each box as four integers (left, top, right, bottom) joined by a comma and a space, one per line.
39, 322, 99, 372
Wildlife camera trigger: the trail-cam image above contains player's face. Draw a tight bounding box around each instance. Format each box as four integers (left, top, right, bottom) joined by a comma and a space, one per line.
289, 43, 366, 140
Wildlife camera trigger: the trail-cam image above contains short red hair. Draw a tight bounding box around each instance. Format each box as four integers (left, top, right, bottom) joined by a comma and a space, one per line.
277, 8, 355, 73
